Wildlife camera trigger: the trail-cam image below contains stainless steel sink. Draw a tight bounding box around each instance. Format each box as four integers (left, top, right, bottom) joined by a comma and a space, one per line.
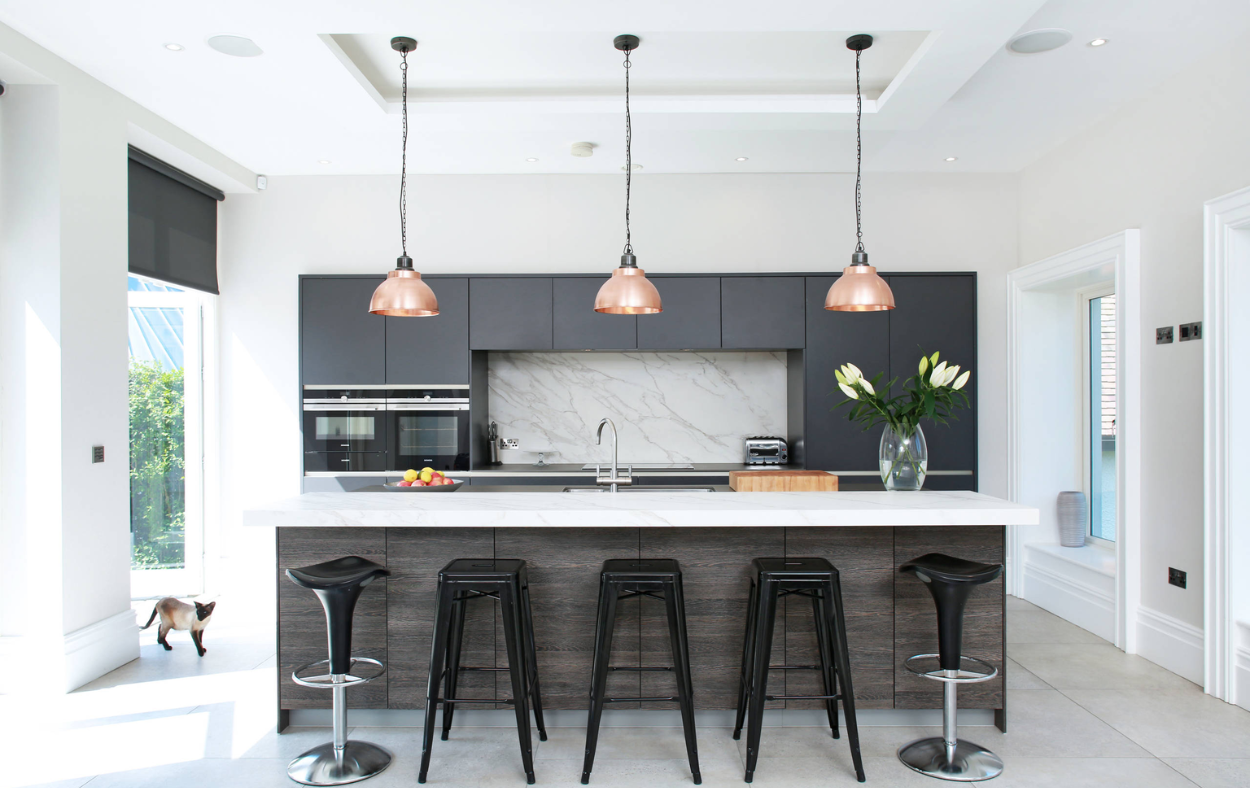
563, 486, 716, 493
578, 463, 695, 470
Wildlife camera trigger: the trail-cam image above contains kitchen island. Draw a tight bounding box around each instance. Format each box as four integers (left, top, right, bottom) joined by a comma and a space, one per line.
244, 489, 1037, 732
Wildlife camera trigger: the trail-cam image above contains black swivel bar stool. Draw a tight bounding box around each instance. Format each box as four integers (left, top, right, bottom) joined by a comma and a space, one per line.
582, 559, 701, 785
898, 553, 1004, 782
733, 557, 865, 784
285, 556, 392, 786
420, 559, 547, 785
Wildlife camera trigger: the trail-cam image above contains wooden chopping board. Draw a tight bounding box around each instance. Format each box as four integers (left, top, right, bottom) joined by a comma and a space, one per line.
729, 470, 839, 492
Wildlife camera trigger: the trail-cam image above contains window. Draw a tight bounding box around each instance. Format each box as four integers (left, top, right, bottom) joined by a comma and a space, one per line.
1085, 291, 1116, 542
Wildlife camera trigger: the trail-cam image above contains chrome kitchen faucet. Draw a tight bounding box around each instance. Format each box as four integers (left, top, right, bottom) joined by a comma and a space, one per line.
595, 418, 632, 492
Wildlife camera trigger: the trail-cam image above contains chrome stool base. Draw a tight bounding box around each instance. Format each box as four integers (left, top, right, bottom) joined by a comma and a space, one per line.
898, 737, 1003, 782
287, 740, 393, 786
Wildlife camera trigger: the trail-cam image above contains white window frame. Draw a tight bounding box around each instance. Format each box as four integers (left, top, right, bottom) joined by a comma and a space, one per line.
1078, 283, 1116, 549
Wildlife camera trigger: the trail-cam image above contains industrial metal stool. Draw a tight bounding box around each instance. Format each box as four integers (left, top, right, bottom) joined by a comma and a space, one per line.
582, 559, 701, 785
733, 557, 865, 783
898, 552, 1004, 781
420, 559, 547, 785
285, 556, 392, 786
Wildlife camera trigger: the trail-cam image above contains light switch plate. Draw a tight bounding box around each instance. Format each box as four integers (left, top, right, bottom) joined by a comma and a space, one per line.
1156, 326, 1174, 344
1179, 321, 1202, 341
1168, 567, 1187, 589
92, 445, 104, 463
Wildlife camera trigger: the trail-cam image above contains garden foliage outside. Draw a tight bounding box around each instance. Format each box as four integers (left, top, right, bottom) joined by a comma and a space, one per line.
129, 360, 185, 569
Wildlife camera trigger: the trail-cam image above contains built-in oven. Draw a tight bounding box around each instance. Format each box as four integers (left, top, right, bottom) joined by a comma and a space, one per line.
386, 388, 470, 472
303, 389, 388, 472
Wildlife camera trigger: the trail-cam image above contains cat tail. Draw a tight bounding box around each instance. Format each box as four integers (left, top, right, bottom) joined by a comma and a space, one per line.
140, 605, 159, 630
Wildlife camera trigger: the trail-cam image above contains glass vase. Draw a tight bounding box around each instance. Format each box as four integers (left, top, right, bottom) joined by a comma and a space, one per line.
879, 424, 928, 491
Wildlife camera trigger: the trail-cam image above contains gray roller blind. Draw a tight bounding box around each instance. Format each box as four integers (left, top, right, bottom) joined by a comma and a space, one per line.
128, 148, 222, 294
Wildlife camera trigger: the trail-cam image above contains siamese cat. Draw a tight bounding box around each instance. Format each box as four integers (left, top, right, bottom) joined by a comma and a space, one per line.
141, 598, 216, 657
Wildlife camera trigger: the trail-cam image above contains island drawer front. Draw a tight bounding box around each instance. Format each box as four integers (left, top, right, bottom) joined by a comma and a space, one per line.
893, 526, 1005, 710
277, 528, 388, 709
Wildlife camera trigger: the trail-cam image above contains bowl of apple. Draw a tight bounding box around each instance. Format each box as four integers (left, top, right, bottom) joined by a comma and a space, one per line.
384, 468, 465, 492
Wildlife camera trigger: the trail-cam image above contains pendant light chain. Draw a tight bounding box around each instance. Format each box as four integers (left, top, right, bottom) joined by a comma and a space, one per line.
623, 46, 633, 256
399, 47, 409, 258
854, 47, 864, 254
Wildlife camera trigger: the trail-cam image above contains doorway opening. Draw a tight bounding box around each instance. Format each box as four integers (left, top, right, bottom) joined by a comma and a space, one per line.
1084, 290, 1117, 545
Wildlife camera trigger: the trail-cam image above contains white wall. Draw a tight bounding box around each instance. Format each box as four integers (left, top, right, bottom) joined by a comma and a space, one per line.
1019, 30, 1250, 635
216, 171, 1018, 592
0, 23, 253, 691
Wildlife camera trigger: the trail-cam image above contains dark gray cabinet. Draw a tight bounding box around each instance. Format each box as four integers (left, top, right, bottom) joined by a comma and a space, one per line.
552, 277, 637, 350
300, 277, 386, 384
888, 275, 977, 479
721, 276, 805, 349
385, 277, 469, 384
469, 277, 553, 350
803, 276, 891, 474
637, 277, 721, 349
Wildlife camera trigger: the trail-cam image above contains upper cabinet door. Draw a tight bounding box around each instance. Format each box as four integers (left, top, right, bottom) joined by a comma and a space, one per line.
300, 277, 387, 385
385, 277, 469, 384
469, 277, 553, 350
721, 276, 806, 349
888, 275, 977, 475
552, 277, 637, 350
636, 277, 721, 350
803, 275, 891, 473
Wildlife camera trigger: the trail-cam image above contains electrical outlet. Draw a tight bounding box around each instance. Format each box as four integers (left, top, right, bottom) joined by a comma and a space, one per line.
1168, 567, 1187, 589
500, 438, 520, 450
92, 445, 105, 463
1156, 326, 1174, 344
1179, 321, 1202, 341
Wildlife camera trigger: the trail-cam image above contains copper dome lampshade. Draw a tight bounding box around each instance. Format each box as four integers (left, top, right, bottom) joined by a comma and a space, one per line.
369, 36, 438, 317
825, 34, 895, 313
594, 34, 662, 315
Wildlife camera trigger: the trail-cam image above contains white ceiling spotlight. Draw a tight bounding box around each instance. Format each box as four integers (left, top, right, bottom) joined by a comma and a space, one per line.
945, 156, 958, 162
1006, 28, 1073, 54
1089, 38, 1109, 47
571, 142, 594, 158
736, 157, 749, 162
318, 159, 331, 165
526, 157, 539, 162
207, 34, 263, 57
164, 43, 184, 52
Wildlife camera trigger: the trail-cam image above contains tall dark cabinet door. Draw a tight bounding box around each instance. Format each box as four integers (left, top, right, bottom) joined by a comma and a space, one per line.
384, 278, 470, 384
636, 277, 721, 350
888, 275, 977, 481
804, 276, 891, 473
721, 276, 805, 349
469, 277, 553, 350
300, 277, 386, 384
552, 277, 637, 350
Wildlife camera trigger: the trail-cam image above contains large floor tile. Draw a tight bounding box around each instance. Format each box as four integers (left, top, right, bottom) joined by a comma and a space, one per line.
1007, 609, 1107, 644
1162, 758, 1250, 788
986, 756, 1200, 787
1064, 689, 1250, 759
732, 722, 874, 762
538, 725, 741, 766
1005, 657, 1051, 690
744, 755, 933, 786
1009, 643, 1199, 691
80, 758, 305, 788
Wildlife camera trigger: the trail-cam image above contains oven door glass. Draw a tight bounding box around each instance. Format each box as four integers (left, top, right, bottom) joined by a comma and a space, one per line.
302, 409, 386, 453
390, 410, 469, 471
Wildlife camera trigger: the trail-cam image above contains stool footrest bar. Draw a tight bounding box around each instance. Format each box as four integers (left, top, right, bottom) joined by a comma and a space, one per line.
903, 654, 998, 684
765, 694, 842, 701
605, 697, 680, 703
439, 697, 514, 705
610, 666, 672, 671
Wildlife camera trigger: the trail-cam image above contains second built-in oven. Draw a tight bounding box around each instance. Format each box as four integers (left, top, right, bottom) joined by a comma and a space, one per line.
303, 389, 388, 472
386, 388, 470, 472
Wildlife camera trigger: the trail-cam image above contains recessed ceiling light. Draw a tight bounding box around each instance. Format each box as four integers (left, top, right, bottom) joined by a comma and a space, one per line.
1089, 38, 1109, 47
621, 164, 643, 171
1007, 28, 1073, 54
164, 43, 184, 52
206, 34, 263, 57
318, 159, 331, 165
526, 157, 539, 162
945, 156, 958, 162
736, 157, 749, 162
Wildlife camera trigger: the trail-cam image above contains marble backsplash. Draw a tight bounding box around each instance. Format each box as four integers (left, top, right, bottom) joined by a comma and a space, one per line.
488, 351, 787, 464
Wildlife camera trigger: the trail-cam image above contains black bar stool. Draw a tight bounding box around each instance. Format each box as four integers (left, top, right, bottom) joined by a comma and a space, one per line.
420, 559, 547, 785
733, 557, 865, 784
582, 559, 701, 785
898, 553, 1004, 782
285, 556, 392, 786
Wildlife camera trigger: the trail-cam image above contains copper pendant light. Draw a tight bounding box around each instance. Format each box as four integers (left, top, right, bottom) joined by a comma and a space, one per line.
595, 35, 662, 315
370, 37, 439, 317
825, 34, 895, 313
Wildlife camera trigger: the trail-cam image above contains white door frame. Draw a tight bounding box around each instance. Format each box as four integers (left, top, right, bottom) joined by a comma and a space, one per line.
1203, 185, 1250, 704
1007, 230, 1142, 651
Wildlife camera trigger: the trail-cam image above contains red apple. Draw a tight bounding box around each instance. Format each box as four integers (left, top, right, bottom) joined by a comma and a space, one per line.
412, 479, 428, 486
396, 480, 411, 487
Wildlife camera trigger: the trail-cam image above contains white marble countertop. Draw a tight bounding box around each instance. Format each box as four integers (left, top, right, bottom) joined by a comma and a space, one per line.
242, 489, 1039, 529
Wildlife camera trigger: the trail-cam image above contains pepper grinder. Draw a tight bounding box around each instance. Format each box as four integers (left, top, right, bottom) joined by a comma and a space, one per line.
487, 420, 500, 465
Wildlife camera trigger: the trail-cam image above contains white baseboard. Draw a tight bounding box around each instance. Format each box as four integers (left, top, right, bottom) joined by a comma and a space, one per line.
1236, 644, 1250, 711
1021, 544, 1115, 642
1136, 606, 1204, 685
0, 609, 138, 694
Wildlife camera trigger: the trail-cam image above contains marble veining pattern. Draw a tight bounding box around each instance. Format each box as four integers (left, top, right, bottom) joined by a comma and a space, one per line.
488, 351, 787, 464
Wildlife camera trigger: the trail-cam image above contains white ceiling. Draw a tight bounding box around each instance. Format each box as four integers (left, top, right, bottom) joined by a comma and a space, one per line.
1, 0, 1248, 181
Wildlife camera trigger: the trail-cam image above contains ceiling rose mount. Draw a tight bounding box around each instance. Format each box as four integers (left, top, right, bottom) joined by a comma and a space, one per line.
391, 36, 417, 54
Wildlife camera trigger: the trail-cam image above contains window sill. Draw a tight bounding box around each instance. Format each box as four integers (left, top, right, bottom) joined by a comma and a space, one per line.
1026, 541, 1116, 578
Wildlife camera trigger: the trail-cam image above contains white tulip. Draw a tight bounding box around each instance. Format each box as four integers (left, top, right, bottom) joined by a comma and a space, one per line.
838, 383, 859, 400
929, 361, 948, 387
953, 370, 971, 390
944, 365, 960, 386
919, 356, 929, 375
860, 377, 875, 395
845, 363, 863, 381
